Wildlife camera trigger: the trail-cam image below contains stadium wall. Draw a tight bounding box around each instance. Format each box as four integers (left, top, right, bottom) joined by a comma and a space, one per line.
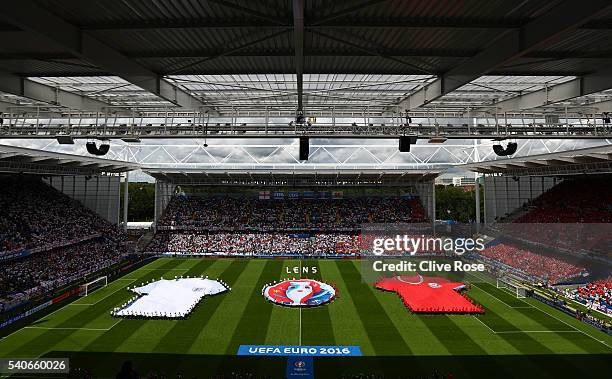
154, 180, 176, 225
483, 175, 560, 224
415, 181, 435, 221
43, 175, 121, 224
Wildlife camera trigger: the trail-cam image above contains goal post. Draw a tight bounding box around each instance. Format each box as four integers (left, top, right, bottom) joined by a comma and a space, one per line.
80, 276, 108, 296
497, 276, 527, 299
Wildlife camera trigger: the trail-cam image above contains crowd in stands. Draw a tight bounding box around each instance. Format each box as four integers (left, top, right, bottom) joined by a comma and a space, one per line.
0, 239, 130, 307
150, 194, 427, 256
0, 177, 133, 311
563, 278, 612, 314
157, 195, 426, 231
504, 178, 612, 256
0, 177, 125, 256
148, 233, 361, 256
477, 243, 586, 284
514, 178, 612, 223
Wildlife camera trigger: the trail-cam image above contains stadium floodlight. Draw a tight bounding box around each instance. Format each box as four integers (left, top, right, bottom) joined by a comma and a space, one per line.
85, 141, 111, 156
399, 136, 417, 152
299, 137, 309, 161
56, 135, 74, 145
492, 141, 518, 156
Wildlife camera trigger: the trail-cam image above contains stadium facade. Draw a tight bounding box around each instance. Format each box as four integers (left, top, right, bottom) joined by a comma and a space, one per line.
1, 1, 611, 378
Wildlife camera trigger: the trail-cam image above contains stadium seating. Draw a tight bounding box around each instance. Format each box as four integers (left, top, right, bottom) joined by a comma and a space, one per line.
514, 178, 612, 223
0, 177, 125, 257
157, 195, 426, 230
148, 232, 361, 255
0, 177, 133, 311
477, 243, 586, 284
150, 194, 427, 256
0, 239, 130, 304
564, 278, 612, 314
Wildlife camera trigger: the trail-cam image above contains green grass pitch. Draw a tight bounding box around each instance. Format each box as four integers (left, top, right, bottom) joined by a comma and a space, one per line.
1, 257, 611, 377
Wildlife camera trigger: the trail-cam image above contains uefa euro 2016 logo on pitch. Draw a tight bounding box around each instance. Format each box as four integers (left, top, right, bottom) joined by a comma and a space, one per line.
263, 279, 337, 307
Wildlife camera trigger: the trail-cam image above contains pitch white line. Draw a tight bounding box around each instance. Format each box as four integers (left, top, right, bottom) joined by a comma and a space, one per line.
25, 327, 107, 331
469, 273, 612, 350
495, 330, 580, 334
474, 317, 580, 335
527, 301, 612, 350
473, 316, 496, 333
1, 267, 155, 340
472, 283, 517, 308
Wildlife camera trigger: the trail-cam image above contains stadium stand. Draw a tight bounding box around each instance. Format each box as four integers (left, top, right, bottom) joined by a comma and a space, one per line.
0, 177, 125, 257
563, 278, 612, 314
156, 195, 426, 230
0, 240, 130, 303
514, 178, 612, 223
149, 194, 426, 256
477, 243, 587, 284
148, 232, 360, 256
0, 177, 133, 311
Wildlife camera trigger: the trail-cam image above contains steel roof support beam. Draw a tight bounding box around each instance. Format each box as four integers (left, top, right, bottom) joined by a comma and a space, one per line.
293, 0, 305, 113
73, 18, 612, 31
0, 71, 111, 112
394, 0, 612, 111
484, 65, 612, 112
310, 0, 387, 26
206, 0, 289, 26
0, 0, 216, 114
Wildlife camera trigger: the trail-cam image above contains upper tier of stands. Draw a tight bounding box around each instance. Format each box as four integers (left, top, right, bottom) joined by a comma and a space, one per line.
0, 177, 124, 257
491, 177, 612, 262
0, 177, 133, 312
514, 177, 612, 223
477, 243, 587, 284
157, 195, 426, 231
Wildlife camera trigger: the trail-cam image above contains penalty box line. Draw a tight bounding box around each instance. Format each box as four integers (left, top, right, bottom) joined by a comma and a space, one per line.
472, 317, 579, 335
468, 273, 612, 350
471, 283, 532, 309
72, 267, 190, 307
3, 266, 163, 339
24, 320, 122, 332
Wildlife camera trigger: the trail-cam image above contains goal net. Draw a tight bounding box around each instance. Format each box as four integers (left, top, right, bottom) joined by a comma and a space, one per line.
79, 276, 108, 296
497, 276, 527, 299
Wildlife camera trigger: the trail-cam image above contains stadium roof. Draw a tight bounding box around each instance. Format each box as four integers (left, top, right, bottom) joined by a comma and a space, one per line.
2, 0, 612, 117
144, 168, 439, 186
460, 144, 612, 176
0, 143, 139, 175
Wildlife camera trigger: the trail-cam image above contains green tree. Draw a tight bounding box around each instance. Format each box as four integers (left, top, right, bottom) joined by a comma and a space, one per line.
435, 184, 483, 223
120, 182, 155, 222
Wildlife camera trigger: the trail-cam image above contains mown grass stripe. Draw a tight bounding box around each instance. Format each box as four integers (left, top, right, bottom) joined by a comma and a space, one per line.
151, 259, 248, 354
477, 283, 612, 354
470, 286, 595, 377
263, 259, 300, 346
84, 259, 215, 353
299, 259, 336, 347
223, 259, 285, 354
468, 272, 612, 351
336, 260, 411, 356
52, 259, 199, 354
6, 259, 186, 358
187, 259, 269, 355
319, 260, 375, 355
